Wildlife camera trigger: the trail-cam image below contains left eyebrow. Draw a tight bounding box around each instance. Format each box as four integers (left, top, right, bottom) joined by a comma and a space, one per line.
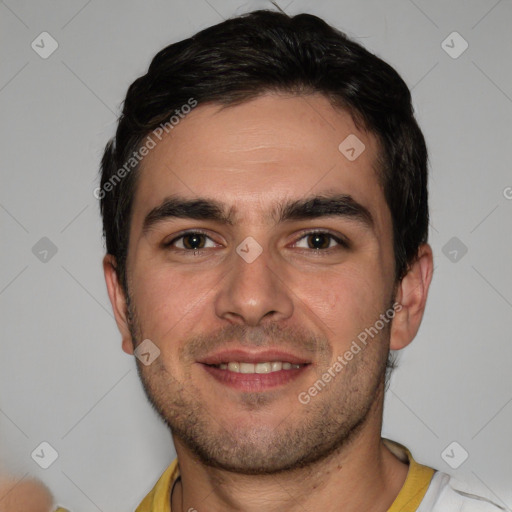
275, 194, 374, 228
142, 193, 374, 234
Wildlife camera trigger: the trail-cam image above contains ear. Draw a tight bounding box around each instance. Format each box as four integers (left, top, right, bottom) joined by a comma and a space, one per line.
390, 243, 434, 350
103, 254, 134, 355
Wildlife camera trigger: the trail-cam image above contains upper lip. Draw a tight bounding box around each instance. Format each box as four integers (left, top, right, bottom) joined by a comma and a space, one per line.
198, 349, 311, 365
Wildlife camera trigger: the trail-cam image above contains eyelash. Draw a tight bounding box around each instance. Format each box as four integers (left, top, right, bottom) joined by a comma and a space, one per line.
163, 229, 349, 255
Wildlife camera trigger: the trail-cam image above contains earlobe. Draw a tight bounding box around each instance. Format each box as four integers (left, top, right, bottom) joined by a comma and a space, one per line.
102, 254, 134, 355
390, 244, 434, 351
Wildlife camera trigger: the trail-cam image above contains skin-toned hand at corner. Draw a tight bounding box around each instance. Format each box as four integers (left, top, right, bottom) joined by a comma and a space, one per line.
0, 475, 54, 512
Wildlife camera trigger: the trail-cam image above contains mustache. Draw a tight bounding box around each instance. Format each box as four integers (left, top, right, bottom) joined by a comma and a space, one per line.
180, 322, 332, 363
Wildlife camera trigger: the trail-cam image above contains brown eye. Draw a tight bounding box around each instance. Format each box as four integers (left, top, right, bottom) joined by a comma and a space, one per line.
181, 233, 207, 250
306, 233, 331, 249
294, 231, 348, 251
165, 231, 217, 251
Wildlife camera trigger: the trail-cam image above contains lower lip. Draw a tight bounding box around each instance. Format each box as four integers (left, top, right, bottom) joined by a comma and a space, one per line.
199, 363, 310, 392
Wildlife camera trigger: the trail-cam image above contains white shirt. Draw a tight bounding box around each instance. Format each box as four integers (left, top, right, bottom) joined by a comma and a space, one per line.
418, 471, 507, 511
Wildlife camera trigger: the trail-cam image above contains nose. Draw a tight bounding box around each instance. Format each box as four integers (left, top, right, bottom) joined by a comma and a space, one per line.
214, 240, 294, 327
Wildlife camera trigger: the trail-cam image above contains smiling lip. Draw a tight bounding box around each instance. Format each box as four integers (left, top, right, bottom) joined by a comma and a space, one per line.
198, 349, 311, 366
198, 349, 312, 392
200, 363, 310, 392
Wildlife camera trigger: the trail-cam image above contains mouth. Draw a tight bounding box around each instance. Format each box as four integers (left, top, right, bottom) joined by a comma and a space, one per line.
206, 361, 306, 373
198, 349, 312, 391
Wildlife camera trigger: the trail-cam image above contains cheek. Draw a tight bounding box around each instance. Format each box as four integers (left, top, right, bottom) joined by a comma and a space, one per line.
297, 263, 388, 339
129, 263, 184, 337
134, 270, 169, 312
129, 260, 217, 344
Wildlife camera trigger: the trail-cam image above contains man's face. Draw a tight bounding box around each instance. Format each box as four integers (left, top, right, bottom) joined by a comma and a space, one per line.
122, 93, 397, 473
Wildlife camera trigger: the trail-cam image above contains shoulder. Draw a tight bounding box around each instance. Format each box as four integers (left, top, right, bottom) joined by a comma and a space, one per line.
419, 471, 506, 511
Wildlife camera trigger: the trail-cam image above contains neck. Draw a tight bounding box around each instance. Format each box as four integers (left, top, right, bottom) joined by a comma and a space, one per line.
171, 397, 408, 512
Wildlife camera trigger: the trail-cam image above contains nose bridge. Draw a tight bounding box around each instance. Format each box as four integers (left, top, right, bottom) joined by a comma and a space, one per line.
214, 236, 294, 325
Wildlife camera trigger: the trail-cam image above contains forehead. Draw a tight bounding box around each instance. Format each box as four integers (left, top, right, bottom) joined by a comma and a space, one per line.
130, 93, 387, 233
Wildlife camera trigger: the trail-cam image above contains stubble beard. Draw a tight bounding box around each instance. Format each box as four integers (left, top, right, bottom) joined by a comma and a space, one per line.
125, 292, 389, 475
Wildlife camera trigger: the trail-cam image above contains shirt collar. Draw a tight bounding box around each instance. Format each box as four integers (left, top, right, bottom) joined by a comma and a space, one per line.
135, 439, 435, 512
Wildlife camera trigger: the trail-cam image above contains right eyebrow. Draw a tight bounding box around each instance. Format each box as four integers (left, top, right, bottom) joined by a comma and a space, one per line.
142, 196, 234, 235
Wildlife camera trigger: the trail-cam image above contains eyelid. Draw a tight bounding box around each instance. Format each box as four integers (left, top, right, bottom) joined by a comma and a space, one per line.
164, 228, 349, 252
292, 229, 350, 249
163, 229, 218, 248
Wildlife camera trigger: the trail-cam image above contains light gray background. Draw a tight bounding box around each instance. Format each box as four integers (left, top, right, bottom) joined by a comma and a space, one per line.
1, 0, 511, 510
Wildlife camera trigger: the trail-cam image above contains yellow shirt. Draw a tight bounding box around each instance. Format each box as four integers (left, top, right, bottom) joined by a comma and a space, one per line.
135, 439, 435, 511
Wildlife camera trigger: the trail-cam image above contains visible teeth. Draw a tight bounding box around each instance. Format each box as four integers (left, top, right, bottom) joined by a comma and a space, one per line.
239, 362, 255, 374
227, 362, 239, 372
255, 362, 271, 373
215, 361, 305, 373
271, 362, 282, 371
